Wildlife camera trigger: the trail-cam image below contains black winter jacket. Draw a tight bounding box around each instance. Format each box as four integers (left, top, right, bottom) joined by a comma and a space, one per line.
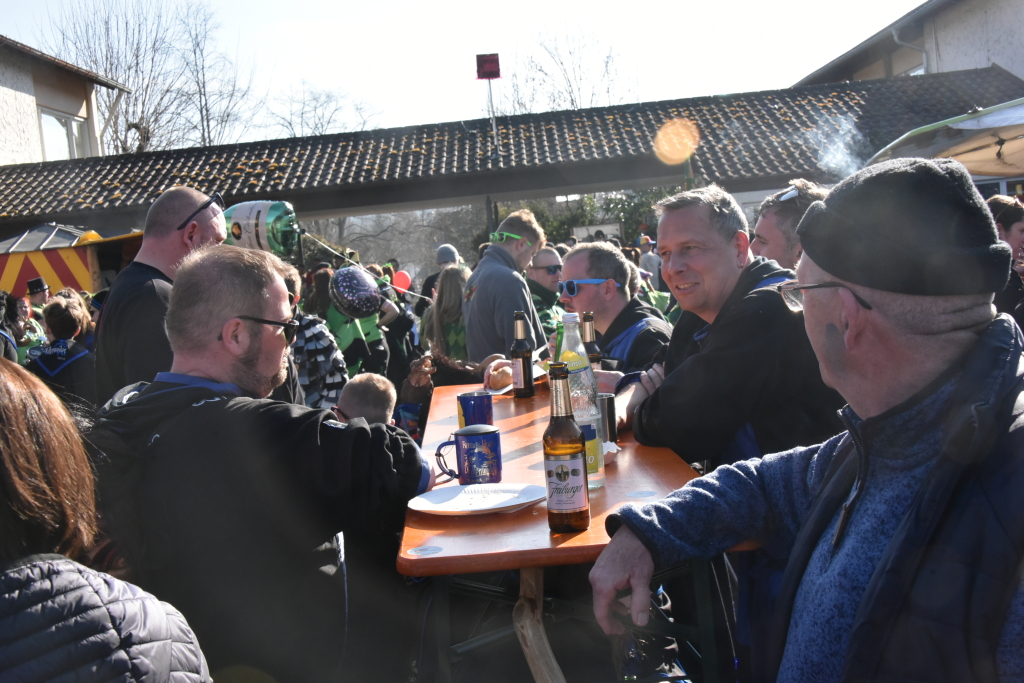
25, 339, 96, 410
87, 373, 429, 683
597, 297, 673, 373
633, 258, 845, 468
0, 555, 210, 682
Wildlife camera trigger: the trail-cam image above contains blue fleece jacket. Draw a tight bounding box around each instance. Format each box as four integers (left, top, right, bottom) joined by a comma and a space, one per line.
613, 367, 1024, 683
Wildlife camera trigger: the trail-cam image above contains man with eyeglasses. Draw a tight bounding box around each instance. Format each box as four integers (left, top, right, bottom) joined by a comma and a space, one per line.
462, 209, 547, 361
593, 159, 1024, 683
526, 246, 566, 337
559, 242, 672, 373
90, 244, 434, 683
94, 185, 227, 405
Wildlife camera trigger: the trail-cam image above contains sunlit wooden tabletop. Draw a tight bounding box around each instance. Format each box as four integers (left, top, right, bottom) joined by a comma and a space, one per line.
397, 380, 700, 576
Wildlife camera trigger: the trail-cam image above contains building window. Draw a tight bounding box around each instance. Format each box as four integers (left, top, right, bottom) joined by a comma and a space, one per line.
39, 108, 90, 161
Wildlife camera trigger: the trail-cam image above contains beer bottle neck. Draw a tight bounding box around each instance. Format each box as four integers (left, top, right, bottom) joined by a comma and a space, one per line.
581, 319, 596, 343
550, 376, 574, 417
514, 318, 528, 340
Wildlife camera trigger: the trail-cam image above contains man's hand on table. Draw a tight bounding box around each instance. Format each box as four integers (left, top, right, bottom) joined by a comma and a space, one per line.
593, 370, 622, 395
590, 526, 655, 635
612, 364, 665, 433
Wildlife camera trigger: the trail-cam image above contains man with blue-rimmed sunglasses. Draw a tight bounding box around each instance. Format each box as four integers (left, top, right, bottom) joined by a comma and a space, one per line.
558, 242, 672, 373
95, 185, 227, 405
463, 209, 547, 361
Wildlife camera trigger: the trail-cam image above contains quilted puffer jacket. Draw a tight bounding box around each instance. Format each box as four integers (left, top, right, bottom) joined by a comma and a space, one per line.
0, 554, 210, 682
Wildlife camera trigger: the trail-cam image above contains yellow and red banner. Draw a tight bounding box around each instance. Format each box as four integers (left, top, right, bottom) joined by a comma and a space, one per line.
0, 247, 92, 298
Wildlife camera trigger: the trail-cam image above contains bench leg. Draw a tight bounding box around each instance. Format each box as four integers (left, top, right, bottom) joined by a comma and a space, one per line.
513, 567, 567, 683
434, 576, 452, 683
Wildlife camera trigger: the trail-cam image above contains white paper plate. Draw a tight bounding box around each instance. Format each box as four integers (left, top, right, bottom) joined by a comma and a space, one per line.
408, 483, 546, 516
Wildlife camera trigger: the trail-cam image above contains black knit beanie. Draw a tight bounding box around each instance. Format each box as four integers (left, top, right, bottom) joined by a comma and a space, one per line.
797, 157, 1011, 295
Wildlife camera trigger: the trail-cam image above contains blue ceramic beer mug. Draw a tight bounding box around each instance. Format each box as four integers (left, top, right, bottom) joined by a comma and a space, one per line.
435, 424, 503, 485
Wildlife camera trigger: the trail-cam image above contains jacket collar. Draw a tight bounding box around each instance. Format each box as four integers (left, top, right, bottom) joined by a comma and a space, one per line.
481, 244, 520, 272
527, 278, 559, 307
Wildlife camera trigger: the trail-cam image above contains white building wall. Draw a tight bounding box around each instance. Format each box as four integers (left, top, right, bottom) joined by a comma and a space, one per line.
0, 51, 43, 166
925, 0, 1024, 81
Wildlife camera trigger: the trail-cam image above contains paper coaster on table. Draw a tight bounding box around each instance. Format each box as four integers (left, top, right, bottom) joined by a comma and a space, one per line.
408, 483, 546, 516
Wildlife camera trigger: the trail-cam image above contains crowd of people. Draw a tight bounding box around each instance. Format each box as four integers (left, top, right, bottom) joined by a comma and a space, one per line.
1, 158, 1024, 683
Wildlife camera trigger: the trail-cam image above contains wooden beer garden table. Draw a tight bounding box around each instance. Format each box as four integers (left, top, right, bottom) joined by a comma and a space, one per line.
398, 379, 713, 683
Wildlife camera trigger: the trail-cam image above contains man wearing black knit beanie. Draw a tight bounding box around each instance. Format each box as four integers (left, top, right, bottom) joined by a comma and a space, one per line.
592, 158, 1024, 683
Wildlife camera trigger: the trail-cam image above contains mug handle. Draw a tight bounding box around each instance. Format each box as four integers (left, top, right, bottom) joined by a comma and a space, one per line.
434, 439, 458, 484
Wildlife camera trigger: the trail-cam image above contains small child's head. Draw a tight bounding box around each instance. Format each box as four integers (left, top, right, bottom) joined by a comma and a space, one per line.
334, 373, 397, 425
42, 296, 84, 341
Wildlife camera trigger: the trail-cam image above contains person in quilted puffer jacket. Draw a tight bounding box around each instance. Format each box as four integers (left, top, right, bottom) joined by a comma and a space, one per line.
0, 360, 210, 682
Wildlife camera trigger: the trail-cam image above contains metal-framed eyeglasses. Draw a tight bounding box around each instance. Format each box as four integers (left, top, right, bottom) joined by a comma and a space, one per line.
773, 279, 873, 311
237, 315, 300, 343
490, 231, 531, 246
557, 278, 622, 297
530, 264, 562, 275
175, 192, 225, 231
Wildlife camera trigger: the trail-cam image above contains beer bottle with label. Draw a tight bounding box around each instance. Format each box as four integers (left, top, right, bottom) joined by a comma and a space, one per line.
581, 312, 602, 371
510, 311, 535, 399
544, 362, 590, 533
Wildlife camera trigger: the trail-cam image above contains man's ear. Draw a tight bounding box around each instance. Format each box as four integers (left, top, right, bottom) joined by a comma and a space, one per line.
733, 230, 750, 266
837, 287, 866, 349
219, 317, 250, 358
182, 220, 200, 248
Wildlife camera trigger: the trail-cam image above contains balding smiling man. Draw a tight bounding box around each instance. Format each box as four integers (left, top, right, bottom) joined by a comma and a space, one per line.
94, 186, 227, 405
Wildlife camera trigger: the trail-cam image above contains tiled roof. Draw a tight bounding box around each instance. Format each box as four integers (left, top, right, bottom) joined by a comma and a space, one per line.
1, 66, 1022, 225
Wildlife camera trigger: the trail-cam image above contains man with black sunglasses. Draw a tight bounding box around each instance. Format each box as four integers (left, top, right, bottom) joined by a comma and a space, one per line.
94, 185, 227, 405
526, 246, 566, 337
90, 244, 434, 683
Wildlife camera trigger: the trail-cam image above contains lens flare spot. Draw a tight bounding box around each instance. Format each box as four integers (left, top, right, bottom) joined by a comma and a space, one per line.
654, 118, 700, 165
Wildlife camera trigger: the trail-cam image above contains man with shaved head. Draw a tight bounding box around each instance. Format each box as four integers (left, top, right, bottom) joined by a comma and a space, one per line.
94, 185, 227, 405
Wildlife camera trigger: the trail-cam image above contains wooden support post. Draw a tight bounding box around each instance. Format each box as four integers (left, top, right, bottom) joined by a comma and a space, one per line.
434, 576, 453, 683
513, 567, 566, 683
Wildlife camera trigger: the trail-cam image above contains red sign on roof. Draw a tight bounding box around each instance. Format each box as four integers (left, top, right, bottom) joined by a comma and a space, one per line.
476, 54, 500, 80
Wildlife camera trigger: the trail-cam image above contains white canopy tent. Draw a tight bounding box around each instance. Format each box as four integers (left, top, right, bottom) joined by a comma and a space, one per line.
869, 97, 1024, 177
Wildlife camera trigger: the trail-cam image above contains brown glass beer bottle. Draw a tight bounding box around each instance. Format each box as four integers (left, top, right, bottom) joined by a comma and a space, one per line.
510, 311, 535, 399
581, 312, 601, 371
544, 362, 590, 533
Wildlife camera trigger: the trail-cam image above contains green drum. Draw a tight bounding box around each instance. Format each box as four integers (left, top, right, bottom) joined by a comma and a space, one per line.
223, 200, 298, 258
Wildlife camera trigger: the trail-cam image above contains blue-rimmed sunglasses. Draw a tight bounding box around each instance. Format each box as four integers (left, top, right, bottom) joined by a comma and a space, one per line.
557, 279, 622, 297
175, 191, 225, 231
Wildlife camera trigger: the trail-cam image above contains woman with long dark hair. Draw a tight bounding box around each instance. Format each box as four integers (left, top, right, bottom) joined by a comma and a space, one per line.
0, 361, 210, 681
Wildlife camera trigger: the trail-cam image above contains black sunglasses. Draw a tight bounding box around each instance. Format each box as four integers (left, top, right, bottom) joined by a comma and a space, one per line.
237, 315, 299, 343
531, 264, 562, 275
175, 192, 225, 231
774, 280, 873, 311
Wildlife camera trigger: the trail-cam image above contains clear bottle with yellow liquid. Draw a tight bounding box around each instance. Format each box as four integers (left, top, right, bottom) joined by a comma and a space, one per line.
558, 313, 605, 489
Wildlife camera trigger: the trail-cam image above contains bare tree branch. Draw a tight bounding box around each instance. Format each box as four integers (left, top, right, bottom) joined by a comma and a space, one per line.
267, 81, 377, 138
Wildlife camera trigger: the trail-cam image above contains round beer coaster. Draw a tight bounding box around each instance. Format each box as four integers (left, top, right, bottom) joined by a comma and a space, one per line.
627, 490, 657, 498
408, 546, 443, 556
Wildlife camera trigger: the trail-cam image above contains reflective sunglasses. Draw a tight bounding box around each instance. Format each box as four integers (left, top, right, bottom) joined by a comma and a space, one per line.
490, 231, 531, 246
531, 264, 562, 275
557, 278, 622, 297
237, 315, 300, 343
773, 280, 873, 312
175, 191, 225, 231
